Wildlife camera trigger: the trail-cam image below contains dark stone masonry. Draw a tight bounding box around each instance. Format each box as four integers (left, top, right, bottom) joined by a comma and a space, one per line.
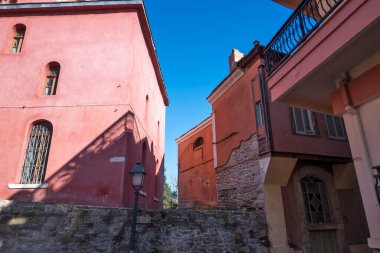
216, 134, 267, 210
0, 200, 269, 253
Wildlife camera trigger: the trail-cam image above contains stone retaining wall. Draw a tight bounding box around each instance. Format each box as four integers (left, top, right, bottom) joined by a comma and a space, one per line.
0, 200, 269, 253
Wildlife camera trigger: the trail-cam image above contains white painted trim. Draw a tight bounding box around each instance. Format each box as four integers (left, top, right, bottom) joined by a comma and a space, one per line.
207, 68, 244, 104
212, 112, 218, 168
8, 183, 48, 189
109, 156, 125, 163
175, 117, 212, 143
139, 190, 147, 196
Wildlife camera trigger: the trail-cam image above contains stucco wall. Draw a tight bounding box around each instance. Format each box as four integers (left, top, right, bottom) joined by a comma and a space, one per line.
0, 8, 166, 208
212, 58, 261, 167
0, 200, 269, 253
178, 123, 216, 207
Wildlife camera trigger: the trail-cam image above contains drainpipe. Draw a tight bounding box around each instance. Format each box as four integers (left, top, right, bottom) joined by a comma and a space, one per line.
258, 64, 274, 153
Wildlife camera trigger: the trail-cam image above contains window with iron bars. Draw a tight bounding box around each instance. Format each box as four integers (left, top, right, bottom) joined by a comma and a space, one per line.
301, 176, 332, 224
20, 121, 52, 184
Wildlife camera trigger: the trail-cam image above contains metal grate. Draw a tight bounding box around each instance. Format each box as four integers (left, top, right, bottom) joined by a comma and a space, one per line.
263, 0, 344, 75
20, 122, 52, 184
301, 176, 332, 224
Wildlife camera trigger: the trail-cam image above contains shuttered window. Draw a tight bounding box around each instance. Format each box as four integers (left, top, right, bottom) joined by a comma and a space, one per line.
292, 107, 315, 135
21, 121, 52, 184
324, 115, 345, 140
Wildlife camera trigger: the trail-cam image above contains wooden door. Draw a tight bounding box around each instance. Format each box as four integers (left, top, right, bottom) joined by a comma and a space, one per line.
309, 230, 339, 253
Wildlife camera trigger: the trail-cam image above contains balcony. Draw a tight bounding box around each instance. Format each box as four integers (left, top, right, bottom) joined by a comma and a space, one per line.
264, 0, 344, 76
264, 0, 380, 113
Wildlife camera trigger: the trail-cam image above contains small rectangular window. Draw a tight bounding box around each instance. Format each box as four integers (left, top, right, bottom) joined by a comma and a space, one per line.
44, 63, 60, 96
255, 101, 264, 127
324, 114, 346, 140
12, 26, 26, 54
292, 107, 315, 135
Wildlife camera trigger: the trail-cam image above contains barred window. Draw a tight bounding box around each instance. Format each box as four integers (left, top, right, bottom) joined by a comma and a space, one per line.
20, 121, 52, 184
301, 176, 332, 224
292, 107, 315, 135
45, 62, 60, 96
324, 114, 345, 140
12, 24, 26, 54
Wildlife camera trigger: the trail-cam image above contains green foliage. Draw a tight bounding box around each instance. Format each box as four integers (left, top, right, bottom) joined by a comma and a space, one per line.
163, 171, 177, 209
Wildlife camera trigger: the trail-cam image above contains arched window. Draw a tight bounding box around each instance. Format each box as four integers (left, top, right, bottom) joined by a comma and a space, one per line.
193, 137, 204, 150
44, 62, 61, 96
20, 121, 52, 184
300, 176, 332, 224
12, 24, 26, 53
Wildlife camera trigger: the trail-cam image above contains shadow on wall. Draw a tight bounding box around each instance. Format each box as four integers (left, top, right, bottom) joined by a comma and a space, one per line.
7, 111, 163, 209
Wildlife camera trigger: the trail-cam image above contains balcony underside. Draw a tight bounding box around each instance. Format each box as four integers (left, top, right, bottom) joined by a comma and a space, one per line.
267, 0, 380, 114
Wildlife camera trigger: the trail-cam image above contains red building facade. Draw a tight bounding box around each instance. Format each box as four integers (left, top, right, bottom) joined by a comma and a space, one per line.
0, 0, 168, 209
177, 43, 370, 252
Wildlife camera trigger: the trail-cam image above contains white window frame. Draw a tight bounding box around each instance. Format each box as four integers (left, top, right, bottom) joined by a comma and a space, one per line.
324, 114, 346, 140
255, 100, 264, 127
292, 107, 315, 135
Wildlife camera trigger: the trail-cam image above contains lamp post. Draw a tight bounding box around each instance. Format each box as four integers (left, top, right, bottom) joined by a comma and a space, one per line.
129, 162, 146, 253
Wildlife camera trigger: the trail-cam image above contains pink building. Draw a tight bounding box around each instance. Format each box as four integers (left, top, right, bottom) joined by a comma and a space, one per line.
266, 0, 380, 252
0, 0, 169, 209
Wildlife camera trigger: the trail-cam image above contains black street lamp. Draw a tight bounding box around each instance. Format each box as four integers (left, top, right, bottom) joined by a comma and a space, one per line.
129, 162, 146, 253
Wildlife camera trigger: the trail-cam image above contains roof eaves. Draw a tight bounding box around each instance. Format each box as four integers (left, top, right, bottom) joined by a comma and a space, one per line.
176, 116, 212, 143
0, 0, 169, 106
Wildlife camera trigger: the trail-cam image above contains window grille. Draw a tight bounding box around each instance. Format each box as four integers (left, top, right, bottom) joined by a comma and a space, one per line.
45, 63, 60, 96
12, 25, 26, 54
292, 107, 315, 135
301, 176, 332, 224
255, 101, 264, 127
324, 114, 345, 140
20, 122, 52, 184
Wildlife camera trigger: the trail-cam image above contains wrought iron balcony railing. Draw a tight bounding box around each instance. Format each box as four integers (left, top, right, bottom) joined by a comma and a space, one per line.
263, 0, 344, 76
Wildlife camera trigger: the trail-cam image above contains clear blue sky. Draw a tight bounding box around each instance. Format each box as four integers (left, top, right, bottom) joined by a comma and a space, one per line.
143, 1, 293, 189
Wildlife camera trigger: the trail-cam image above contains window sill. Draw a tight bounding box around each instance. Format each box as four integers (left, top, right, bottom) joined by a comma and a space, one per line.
327, 136, 347, 142
293, 132, 319, 138
8, 183, 48, 189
